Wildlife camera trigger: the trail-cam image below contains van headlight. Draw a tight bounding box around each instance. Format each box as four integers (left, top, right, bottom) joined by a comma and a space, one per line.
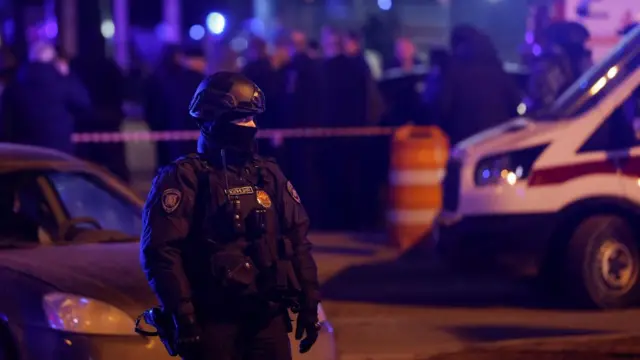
474, 144, 547, 186
43, 292, 136, 336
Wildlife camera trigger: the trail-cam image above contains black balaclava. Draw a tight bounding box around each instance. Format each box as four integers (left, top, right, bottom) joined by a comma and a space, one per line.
197, 118, 258, 164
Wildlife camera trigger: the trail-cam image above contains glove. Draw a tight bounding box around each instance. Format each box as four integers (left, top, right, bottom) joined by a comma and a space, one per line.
173, 313, 201, 358
295, 306, 321, 354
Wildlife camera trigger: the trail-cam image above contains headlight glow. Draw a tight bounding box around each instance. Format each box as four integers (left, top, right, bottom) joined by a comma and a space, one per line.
474, 144, 547, 186
42, 292, 136, 336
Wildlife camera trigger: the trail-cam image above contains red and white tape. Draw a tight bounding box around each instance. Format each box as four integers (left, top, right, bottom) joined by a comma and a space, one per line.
71, 127, 398, 143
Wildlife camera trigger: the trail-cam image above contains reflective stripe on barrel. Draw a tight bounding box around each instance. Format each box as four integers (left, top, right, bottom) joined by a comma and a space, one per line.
387, 126, 449, 250
388, 169, 446, 187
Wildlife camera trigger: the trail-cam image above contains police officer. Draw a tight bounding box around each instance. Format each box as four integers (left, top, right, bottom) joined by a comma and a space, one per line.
140, 71, 321, 360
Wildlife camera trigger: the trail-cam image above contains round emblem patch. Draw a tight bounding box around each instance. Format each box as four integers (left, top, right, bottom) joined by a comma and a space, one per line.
286, 181, 301, 204
256, 190, 272, 208
161, 188, 182, 214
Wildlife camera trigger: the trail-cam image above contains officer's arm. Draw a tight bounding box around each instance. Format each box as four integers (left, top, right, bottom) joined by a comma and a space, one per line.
140, 162, 198, 315
273, 165, 320, 307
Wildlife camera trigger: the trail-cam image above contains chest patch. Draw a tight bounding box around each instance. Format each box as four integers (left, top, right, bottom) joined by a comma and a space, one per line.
256, 190, 272, 208
161, 188, 182, 214
227, 186, 254, 196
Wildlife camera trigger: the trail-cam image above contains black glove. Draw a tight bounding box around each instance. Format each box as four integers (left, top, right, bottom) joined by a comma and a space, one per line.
173, 314, 201, 358
295, 306, 320, 354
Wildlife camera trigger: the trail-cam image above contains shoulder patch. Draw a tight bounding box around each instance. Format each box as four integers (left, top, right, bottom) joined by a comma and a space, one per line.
287, 181, 301, 204
161, 188, 182, 213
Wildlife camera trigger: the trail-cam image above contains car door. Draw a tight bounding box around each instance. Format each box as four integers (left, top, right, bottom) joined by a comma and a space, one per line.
618, 84, 640, 200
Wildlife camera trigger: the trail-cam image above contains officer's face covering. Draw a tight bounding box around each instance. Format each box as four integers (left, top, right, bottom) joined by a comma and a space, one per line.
198, 117, 258, 158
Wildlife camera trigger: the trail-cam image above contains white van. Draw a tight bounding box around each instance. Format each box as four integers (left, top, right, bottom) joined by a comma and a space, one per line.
434, 26, 640, 309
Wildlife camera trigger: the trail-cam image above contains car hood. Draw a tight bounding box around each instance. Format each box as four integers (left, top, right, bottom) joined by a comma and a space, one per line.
0, 242, 155, 317
453, 117, 570, 159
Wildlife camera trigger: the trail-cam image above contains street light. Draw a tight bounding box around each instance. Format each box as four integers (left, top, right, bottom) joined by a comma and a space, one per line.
206, 12, 226, 35
101, 19, 115, 39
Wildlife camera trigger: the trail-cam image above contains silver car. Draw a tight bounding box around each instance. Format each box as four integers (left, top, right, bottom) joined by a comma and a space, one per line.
0, 143, 336, 360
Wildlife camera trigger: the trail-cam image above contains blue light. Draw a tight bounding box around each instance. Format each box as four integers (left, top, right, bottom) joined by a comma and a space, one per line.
482, 169, 490, 179
206, 12, 226, 35
378, 0, 392, 11
249, 18, 265, 36
189, 24, 205, 40
155, 22, 168, 41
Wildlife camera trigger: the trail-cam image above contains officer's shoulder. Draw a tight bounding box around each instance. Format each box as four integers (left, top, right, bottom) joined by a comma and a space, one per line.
174, 153, 210, 171
257, 155, 283, 171
256, 155, 287, 180
154, 154, 204, 181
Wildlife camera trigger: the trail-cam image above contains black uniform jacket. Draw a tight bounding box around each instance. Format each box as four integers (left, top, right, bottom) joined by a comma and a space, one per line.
140, 153, 320, 317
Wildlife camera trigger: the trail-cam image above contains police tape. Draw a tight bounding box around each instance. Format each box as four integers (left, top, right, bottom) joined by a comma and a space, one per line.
71, 127, 398, 143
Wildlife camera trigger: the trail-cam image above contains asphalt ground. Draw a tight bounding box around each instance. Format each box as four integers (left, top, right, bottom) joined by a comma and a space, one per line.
308, 233, 640, 360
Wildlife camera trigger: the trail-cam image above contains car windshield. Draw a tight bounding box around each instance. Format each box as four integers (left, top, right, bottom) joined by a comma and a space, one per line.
531, 27, 640, 120
48, 172, 142, 238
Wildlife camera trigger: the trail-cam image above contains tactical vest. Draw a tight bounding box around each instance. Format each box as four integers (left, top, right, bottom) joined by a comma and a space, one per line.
190, 155, 301, 302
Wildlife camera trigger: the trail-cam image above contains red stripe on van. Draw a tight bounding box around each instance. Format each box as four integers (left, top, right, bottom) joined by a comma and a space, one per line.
528, 157, 640, 186
529, 160, 610, 186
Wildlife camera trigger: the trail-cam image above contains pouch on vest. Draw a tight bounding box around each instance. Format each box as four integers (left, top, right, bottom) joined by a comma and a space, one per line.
211, 252, 259, 291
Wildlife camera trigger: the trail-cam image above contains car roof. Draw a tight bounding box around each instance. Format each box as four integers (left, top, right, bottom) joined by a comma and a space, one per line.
0, 143, 80, 163
0, 143, 143, 207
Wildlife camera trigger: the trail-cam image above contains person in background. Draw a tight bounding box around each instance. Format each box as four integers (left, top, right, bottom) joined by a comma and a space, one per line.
144, 44, 203, 168
388, 37, 424, 72
242, 36, 280, 129
290, 30, 308, 55
0, 48, 17, 139
525, 22, 591, 114
273, 29, 326, 228
279, 29, 325, 129
425, 25, 521, 146
339, 30, 385, 126
70, 49, 130, 182
307, 40, 320, 59
343, 30, 383, 81
322, 27, 385, 230
1, 41, 91, 154
380, 36, 430, 126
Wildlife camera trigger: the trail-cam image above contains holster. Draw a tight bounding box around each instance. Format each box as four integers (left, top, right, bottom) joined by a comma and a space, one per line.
134, 308, 179, 357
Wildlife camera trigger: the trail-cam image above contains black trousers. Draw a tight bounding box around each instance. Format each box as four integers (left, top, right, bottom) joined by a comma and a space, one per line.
185, 314, 292, 360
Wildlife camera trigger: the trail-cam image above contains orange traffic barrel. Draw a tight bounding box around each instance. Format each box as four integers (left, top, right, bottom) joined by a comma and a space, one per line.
387, 125, 449, 250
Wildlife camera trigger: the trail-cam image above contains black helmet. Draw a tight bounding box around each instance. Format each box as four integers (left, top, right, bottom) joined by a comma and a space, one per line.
189, 71, 265, 127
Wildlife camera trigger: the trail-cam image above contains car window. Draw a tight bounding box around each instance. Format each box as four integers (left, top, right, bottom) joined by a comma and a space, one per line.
579, 85, 640, 152
48, 172, 142, 236
0, 172, 53, 243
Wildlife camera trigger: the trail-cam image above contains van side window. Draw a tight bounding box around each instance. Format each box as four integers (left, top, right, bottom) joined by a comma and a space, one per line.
579, 85, 640, 152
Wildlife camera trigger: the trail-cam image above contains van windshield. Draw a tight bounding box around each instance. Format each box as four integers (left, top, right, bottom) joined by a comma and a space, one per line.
531, 27, 640, 121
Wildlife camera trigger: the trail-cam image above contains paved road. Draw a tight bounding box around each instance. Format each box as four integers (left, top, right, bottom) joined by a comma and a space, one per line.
309, 233, 640, 360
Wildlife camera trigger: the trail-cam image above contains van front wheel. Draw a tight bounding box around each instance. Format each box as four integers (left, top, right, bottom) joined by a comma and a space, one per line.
566, 215, 640, 309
